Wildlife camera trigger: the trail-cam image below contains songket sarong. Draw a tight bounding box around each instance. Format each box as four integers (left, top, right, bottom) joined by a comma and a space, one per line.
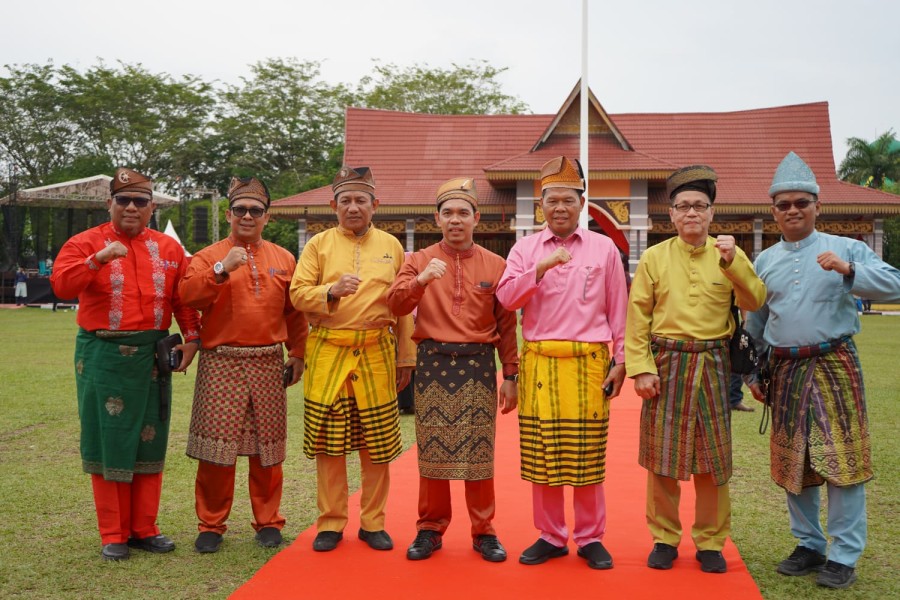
519, 340, 610, 487
186, 344, 287, 467
414, 340, 497, 480
303, 326, 401, 464
639, 336, 732, 485
74, 328, 171, 482
768, 339, 871, 494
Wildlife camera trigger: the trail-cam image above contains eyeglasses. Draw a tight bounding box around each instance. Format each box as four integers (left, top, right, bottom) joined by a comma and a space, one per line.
230, 205, 266, 218
672, 202, 710, 213
773, 199, 817, 212
114, 195, 151, 208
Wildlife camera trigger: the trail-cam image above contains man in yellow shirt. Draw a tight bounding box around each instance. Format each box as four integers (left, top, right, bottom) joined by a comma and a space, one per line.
626, 165, 765, 574
290, 166, 415, 552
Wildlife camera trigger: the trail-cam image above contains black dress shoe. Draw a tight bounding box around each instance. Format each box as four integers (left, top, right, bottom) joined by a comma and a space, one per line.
647, 543, 679, 569
101, 543, 130, 561
312, 531, 343, 552
519, 538, 568, 565
577, 541, 613, 570
358, 528, 393, 550
195, 531, 223, 554
127, 534, 176, 554
696, 550, 727, 573
255, 527, 283, 548
473, 535, 507, 562
406, 530, 442, 560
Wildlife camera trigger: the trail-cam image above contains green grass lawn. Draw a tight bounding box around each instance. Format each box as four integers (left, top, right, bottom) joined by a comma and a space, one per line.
0, 309, 897, 599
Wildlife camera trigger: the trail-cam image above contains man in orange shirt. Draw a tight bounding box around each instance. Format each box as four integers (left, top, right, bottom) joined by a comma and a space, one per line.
388, 177, 518, 562
51, 167, 200, 561
179, 177, 308, 553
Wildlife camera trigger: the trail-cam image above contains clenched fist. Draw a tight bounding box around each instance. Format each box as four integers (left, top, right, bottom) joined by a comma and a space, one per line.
330, 274, 362, 298
536, 246, 572, 281
96, 241, 128, 264
416, 258, 448, 286
714, 235, 736, 264
222, 246, 249, 273
817, 251, 852, 275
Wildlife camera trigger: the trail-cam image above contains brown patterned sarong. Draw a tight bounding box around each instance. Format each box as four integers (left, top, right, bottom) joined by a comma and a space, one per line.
186, 344, 287, 467
639, 336, 732, 485
768, 339, 871, 494
415, 340, 497, 480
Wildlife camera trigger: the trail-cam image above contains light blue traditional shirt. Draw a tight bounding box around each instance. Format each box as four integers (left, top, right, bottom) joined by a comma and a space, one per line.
746, 230, 900, 350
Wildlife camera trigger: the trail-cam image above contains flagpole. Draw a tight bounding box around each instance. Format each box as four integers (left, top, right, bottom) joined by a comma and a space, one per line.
579, 0, 590, 228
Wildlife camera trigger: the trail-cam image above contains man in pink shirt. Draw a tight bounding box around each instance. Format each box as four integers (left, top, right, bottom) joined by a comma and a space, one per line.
497, 156, 628, 570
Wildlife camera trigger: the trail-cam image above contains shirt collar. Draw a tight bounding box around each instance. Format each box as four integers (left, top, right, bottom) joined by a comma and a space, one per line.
439, 240, 476, 259
674, 236, 711, 254
539, 225, 584, 245
228, 234, 264, 251
779, 230, 819, 251
337, 224, 373, 240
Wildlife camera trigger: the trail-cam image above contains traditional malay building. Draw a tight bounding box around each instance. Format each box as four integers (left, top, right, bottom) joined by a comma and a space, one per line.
270, 83, 900, 270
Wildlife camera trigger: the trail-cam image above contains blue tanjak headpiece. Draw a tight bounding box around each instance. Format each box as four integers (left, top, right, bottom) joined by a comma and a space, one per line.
769, 151, 820, 197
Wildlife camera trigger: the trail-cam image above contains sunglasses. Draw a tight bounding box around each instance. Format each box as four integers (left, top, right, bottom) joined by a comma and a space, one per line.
773, 199, 817, 212
114, 195, 151, 208
231, 205, 266, 218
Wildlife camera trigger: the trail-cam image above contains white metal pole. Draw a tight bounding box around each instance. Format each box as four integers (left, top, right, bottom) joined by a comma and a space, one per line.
579, 0, 590, 228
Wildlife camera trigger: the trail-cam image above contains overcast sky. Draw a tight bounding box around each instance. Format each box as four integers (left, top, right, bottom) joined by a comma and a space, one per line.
4, 0, 897, 166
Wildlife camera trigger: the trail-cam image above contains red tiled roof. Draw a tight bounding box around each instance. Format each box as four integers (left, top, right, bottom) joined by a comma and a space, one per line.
274, 98, 897, 210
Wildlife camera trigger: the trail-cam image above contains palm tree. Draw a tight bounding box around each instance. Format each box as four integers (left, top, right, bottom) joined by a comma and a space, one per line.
838, 130, 900, 189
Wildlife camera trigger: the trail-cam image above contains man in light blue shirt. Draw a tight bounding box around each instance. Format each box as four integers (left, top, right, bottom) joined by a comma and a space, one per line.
746, 152, 900, 590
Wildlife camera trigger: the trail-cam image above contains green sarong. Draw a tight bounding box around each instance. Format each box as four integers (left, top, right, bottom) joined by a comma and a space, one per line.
75, 328, 171, 482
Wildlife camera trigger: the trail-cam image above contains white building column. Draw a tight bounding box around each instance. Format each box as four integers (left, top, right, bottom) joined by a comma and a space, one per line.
753, 218, 764, 260
873, 218, 884, 257
627, 181, 649, 276
514, 181, 537, 240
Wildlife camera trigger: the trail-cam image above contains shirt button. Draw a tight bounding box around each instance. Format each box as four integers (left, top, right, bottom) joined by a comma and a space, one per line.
794, 269, 799, 273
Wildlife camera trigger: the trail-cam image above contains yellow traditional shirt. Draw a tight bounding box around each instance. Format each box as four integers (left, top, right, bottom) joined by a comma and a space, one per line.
625, 236, 766, 376
290, 225, 416, 367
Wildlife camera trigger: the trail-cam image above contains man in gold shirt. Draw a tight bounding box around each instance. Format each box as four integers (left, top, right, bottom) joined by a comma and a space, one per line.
290, 166, 415, 552
625, 165, 766, 574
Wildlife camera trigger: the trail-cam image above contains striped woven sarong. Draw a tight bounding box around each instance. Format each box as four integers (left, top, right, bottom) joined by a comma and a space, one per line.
415, 340, 497, 480
187, 344, 287, 467
74, 328, 170, 482
768, 339, 871, 494
303, 326, 401, 464
519, 340, 610, 487
639, 336, 732, 485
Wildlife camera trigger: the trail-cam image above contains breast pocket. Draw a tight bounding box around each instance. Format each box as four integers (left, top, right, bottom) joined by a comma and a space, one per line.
809, 270, 845, 303
579, 265, 603, 302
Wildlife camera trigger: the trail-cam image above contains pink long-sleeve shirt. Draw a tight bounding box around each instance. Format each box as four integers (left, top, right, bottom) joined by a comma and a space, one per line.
496, 226, 628, 363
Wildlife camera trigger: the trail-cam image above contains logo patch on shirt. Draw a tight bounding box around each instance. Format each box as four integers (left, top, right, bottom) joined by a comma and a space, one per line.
478, 281, 492, 288
268, 267, 289, 277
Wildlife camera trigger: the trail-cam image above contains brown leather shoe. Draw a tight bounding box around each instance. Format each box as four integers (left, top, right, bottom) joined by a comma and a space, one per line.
731, 401, 756, 412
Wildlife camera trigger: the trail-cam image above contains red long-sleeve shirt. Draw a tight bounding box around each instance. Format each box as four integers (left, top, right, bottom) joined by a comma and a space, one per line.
50, 222, 200, 340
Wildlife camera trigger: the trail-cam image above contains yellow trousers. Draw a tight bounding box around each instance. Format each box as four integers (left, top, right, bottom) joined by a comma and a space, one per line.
316, 450, 390, 533
646, 471, 731, 551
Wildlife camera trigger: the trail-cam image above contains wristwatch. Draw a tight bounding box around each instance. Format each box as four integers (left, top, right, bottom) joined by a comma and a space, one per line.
504, 374, 518, 382
847, 261, 856, 277
213, 261, 228, 278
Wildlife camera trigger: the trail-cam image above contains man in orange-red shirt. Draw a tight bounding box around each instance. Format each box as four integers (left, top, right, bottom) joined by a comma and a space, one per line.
388, 177, 518, 562
51, 167, 200, 561
179, 177, 307, 553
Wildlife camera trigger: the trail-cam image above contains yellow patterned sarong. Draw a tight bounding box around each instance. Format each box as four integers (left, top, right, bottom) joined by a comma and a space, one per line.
303, 326, 401, 464
519, 340, 610, 486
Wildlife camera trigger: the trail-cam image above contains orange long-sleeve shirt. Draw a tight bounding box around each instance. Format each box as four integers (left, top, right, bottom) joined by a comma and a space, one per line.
178, 237, 307, 357
50, 222, 200, 340
387, 241, 518, 376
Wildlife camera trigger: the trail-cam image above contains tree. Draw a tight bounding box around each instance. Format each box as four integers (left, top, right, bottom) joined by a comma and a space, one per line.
56, 61, 215, 189
207, 58, 351, 197
357, 60, 529, 115
838, 130, 900, 189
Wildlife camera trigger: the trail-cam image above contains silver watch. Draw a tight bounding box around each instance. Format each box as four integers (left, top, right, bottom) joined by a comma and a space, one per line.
213, 261, 227, 277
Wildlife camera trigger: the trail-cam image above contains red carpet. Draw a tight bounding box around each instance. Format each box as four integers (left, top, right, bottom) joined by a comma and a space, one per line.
233, 380, 762, 599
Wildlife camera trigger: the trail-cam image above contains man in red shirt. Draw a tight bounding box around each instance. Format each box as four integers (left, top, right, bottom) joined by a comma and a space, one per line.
51, 167, 200, 561
179, 177, 308, 553
388, 177, 518, 562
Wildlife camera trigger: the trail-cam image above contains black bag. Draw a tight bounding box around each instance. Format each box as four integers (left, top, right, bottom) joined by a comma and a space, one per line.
155, 333, 183, 376
728, 299, 758, 375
